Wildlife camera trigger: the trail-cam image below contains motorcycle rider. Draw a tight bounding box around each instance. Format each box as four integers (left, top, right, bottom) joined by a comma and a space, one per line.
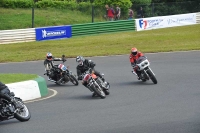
129, 47, 144, 79
0, 81, 22, 109
76, 56, 108, 96
44, 52, 66, 82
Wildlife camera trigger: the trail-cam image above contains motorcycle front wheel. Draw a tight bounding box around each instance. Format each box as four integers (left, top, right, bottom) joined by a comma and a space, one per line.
70, 75, 79, 86
91, 84, 106, 99
14, 99, 31, 122
147, 69, 157, 84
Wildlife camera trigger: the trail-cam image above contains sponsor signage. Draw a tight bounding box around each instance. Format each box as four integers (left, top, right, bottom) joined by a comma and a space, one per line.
35, 25, 72, 41
136, 13, 196, 31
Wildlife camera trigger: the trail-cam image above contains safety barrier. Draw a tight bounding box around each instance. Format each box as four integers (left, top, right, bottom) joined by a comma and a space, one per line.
196, 12, 200, 23
0, 28, 35, 44
72, 19, 136, 36
0, 12, 199, 44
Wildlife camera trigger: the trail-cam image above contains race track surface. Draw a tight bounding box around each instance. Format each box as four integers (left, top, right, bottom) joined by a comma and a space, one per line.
0, 51, 200, 133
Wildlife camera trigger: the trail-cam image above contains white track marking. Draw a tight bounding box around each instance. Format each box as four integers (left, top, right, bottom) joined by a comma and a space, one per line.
24, 89, 57, 103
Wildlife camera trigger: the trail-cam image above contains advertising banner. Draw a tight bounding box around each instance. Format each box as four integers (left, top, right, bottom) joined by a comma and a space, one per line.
136, 13, 196, 31
35, 25, 72, 41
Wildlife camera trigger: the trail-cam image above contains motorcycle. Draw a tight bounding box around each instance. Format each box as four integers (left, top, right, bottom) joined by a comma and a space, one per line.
81, 69, 110, 99
44, 56, 79, 86
132, 56, 157, 84
0, 92, 31, 122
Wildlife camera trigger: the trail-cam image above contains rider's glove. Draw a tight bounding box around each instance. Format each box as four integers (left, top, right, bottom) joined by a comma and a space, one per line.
131, 62, 136, 67
133, 66, 138, 72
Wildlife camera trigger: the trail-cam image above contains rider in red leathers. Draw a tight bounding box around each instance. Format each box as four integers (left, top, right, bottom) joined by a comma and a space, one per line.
129, 47, 144, 79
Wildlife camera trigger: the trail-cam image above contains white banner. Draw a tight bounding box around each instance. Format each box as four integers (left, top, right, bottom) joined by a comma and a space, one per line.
136, 13, 196, 31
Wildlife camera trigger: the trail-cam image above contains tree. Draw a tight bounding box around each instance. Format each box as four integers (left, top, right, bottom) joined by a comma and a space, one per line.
131, 0, 152, 4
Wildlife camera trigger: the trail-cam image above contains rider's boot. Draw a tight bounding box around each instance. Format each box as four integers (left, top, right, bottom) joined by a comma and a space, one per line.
103, 88, 110, 95
92, 92, 97, 97
135, 70, 141, 80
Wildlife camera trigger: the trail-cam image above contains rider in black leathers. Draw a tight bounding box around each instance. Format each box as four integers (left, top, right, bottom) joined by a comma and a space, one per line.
76, 56, 104, 82
44, 52, 66, 82
0, 81, 20, 108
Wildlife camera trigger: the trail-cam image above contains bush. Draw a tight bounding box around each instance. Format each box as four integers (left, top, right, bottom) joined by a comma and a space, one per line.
1, 0, 33, 8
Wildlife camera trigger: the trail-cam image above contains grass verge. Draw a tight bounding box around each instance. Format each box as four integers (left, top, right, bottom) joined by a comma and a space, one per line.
0, 24, 200, 63
0, 7, 104, 30
0, 74, 38, 84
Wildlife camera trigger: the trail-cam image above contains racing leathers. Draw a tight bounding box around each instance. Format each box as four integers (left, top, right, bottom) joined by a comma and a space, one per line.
76, 59, 104, 84
0, 82, 20, 108
129, 51, 144, 78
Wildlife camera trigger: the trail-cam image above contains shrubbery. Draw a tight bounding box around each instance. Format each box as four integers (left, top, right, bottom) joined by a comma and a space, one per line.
1, 0, 33, 8
1, 0, 197, 18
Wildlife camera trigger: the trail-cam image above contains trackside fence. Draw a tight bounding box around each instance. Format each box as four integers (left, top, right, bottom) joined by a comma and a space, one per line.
71, 19, 136, 37
196, 12, 200, 23
0, 12, 199, 44
0, 28, 35, 44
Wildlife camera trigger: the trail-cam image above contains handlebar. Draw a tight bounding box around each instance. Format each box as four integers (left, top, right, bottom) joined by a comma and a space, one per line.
78, 68, 93, 80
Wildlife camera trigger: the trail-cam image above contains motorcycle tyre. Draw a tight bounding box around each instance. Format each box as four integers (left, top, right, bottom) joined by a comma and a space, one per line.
91, 84, 106, 99
147, 69, 157, 84
142, 79, 147, 82
70, 75, 79, 86
14, 100, 31, 122
104, 83, 110, 95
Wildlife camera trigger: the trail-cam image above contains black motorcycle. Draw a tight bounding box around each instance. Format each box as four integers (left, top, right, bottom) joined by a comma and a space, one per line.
44, 58, 79, 86
0, 92, 31, 122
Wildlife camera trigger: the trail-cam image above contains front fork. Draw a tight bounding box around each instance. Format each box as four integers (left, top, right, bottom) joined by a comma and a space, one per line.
144, 67, 155, 79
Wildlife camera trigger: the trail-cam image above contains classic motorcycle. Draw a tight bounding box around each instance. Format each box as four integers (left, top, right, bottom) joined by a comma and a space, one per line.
132, 56, 157, 84
0, 92, 31, 122
44, 57, 79, 86
81, 69, 110, 99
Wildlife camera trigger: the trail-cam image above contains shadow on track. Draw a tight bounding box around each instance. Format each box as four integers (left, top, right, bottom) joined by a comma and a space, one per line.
112, 80, 156, 87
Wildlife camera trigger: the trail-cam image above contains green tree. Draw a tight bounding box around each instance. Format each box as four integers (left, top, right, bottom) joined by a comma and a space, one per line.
131, 0, 151, 4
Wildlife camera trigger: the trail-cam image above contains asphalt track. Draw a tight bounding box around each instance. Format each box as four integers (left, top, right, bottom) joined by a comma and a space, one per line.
0, 51, 200, 133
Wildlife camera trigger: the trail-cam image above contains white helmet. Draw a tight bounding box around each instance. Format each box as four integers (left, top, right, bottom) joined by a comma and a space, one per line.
76, 56, 85, 66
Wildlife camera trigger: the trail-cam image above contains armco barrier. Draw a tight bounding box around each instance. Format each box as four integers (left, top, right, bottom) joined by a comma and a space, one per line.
6, 76, 48, 101
196, 12, 200, 23
72, 19, 136, 36
0, 28, 35, 44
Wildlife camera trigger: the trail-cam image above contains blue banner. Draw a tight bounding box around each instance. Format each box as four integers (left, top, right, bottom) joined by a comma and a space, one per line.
35, 25, 72, 41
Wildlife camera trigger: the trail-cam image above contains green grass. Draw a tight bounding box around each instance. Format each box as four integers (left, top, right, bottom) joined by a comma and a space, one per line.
0, 24, 200, 63
0, 74, 38, 84
0, 7, 105, 30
